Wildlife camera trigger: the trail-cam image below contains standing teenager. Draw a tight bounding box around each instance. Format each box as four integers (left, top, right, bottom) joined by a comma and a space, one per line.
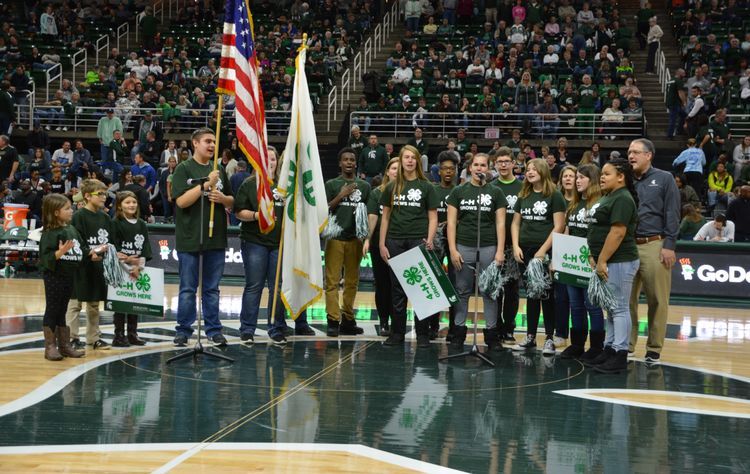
446, 153, 507, 350
365, 157, 400, 336
324, 148, 371, 337
171, 128, 233, 347
492, 146, 523, 344
511, 158, 566, 355
561, 164, 605, 360
235, 146, 314, 345
585, 158, 640, 373
553, 165, 577, 346
379, 145, 439, 347
432, 151, 458, 340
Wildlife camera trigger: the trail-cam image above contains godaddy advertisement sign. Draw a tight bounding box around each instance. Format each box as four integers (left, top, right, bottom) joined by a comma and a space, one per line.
551, 233, 593, 288
106, 267, 165, 316
387, 245, 458, 320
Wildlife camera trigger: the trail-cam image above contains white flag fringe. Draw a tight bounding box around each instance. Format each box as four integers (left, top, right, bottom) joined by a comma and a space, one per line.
276, 44, 329, 319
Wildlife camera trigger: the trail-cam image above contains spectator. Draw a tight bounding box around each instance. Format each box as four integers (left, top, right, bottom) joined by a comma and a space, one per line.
51, 141, 74, 171
679, 204, 706, 240
125, 174, 152, 220
40, 5, 58, 37
97, 108, 123, 162
71, 140, 98, 178
674, 173, 701, 210
348, 125, 367, 156
707, 162, 733, 210
139, 131, 161, 168
534, 93, 560, 138
159, 156, 177, 221
515, 71, 537, 134
726, 185, 750, 242
351, 98, 371, 133
0, 81, 15, 135
131, 153, 157, 193
392, 58, 413, 86
694, 214, 735, 242
28, 148, 51, 180
672, 138, 706, 193
733, 135, 750, 181
230, 160, 250, 197
601, 98, 624, 140
407, 128, 430, 172
220, 149, 238, 179
358, 135, 387, 182
685, 86, 707, 138
405, 0, 422, 32
0, 135, 19, 185
667, 68, 687, 140
11, 179, 42, 220
160, 140, 179, 168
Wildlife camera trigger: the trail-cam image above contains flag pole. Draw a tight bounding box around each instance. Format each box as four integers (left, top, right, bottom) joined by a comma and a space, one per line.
269, 194, 287, 326
208, 94, 225, 238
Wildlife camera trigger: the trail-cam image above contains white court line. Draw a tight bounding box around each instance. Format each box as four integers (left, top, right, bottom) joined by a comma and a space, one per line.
0, 442, 466, 473
554, 389, 750, 419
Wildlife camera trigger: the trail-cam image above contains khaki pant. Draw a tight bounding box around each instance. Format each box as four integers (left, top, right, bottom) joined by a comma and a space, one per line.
324, 238, 363, 321
629, 240, 672, 354
66, 299, 102, 344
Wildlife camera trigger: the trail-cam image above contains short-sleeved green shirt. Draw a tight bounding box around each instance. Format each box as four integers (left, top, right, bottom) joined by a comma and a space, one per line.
433, 183, 455, 224
513, 189, 566, 247
171, 158, 232, 252
567, 199, 591, 238
325, 176, 371, 241
446, 182, 507, 247
380, 178, 439, 239
587, 187, 639, 263
366, 186, 383, 244
492, 178, 522, 237
71, 207, 113, 302
113, 217, 152, 259
38, 225, 86, 274
234, 176, 285, 248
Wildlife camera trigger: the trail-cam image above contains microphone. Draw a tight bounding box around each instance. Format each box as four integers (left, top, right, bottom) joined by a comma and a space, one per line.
476, 172, 486, 183
187, 177, 210, 186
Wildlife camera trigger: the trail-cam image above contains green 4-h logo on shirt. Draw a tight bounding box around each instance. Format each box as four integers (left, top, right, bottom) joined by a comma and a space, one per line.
135, 273, 151, 291
403, 266, 422, 285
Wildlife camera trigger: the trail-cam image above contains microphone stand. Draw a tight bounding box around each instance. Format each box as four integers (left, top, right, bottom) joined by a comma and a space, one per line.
168, 177, 234, 364
440, 174, 494, 367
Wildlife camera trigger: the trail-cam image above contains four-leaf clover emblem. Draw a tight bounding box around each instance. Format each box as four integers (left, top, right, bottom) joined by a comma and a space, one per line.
403, 266, 422, 285
579, 245, 590, 264
135, 273, 151, 291
407, 188, 422, 202
532, 201, 548, 215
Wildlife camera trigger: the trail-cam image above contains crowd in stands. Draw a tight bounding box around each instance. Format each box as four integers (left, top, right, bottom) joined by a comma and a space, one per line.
353, 0, 645, 140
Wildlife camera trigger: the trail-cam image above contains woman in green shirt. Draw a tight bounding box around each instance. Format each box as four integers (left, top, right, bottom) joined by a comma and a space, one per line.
554, 165, 577, 345
511, 158, 566, 355
379, 145, 439, 348
446, 153, 507, 351
585, 158, 640, 374
364, 157, 399, 336
561, 164, 605, 361
679, 204, 706, 240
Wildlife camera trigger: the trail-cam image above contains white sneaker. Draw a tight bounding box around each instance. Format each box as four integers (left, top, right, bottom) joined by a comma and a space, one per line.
512, 334, 536, 351
543, 338, 556, 356
553, 336, 567, 347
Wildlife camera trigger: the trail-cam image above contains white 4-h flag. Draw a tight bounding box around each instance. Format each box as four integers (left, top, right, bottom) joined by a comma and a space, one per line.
276, 44, 328, 319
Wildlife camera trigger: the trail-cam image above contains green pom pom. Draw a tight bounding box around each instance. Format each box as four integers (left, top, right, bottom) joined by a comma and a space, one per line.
479, 262, 507, 300
524, 257, 551, 299
321, 216, 343, 240
587, 274, 618, 312
102, 244, 128, 288
355, 202, 369, 240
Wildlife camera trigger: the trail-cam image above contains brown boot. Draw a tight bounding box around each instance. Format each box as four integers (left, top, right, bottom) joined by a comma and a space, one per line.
56, 326, 85, 358
127, 314, 146, 345
43, 327, 63, 361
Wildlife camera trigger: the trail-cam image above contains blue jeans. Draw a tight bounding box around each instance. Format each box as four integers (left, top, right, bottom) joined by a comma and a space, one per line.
566, 284, 604, 332
604, 260, 640, 352
175, 249, 225, 338
100, 144, 110, 162
667, 105, 685, 138
406, 17, 419, 32
239, 241, 308, 337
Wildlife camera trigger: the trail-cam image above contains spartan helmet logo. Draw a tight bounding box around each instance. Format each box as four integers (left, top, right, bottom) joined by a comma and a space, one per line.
349, 188, 362, 202
134, 234, 145, 250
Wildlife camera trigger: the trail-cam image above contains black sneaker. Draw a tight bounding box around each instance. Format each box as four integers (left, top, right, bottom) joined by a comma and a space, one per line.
92, 339, 111, 350
294, 325, 316, 336
240, 333, 254, 344
270, 333, 287, 345
383, 333, 405, 346
339, 318, 364, 335
428, 328, 438, 340
645, 351, 661, 363
173, 334, 188, 347
282, 326, 294, 337
326, 318, 340, 337
503, 333, 517, 344
379, 323, 391, 337
71, 338, 86, 350
417, 334, 431, 348
211, 333, 228, 347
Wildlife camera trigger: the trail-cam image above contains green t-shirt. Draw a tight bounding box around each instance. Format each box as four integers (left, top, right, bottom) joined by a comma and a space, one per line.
578, 85, 597, 109
325, 176, 371, 241
446, 181, 507, 247
513, 189, 566, 247
433, 183, 455, 224
38, 225, 86, 275
679, 216, 706, 239
492, 178, 522, 237
367, 186, 384, 244
587, 187, 639, 263
234, 176, 285, 248
567, 199, 591, 238
113, 217, 152, 259
358, 145, 388, 177
171, 158, 232, 252
380, 178, 439, 239
71, 207, 113, 302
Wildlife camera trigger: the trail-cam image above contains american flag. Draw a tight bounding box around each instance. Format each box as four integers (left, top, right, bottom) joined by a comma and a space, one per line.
217, 0, 274, 233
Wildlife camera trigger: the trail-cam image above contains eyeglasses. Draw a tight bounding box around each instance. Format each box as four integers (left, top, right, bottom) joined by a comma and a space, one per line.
89, 191, 105, 196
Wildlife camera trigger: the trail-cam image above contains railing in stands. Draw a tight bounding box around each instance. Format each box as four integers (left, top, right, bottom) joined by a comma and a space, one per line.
45, 63, 62, 102
168, 0, 182, 18
154, 0, 165, 24
340, 69, 350, 111
327, 87, 338, 131
71, 49, 87, 85
353, 52, 362, 89
719, 114, 750, 136
116, 22, 130, 52
30, 106, 293, 136
95, 34, 109, 67
13, 90, 34, 130
349, 111, 646, 141
656, 45, 672, 104
374, 24, 382, 53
